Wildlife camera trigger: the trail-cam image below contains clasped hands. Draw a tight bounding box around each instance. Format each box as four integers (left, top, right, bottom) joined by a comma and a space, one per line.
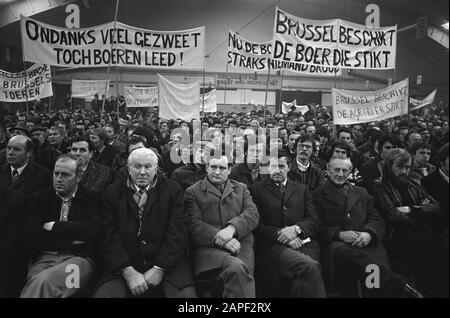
277, 225, 303, 250
214, 225, 241, 255
122, 266, 165, 296
339, 230, 372, 248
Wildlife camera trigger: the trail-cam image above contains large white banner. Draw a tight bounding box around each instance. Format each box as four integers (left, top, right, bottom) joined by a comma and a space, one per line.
200, 89, 217, 113
228, 30, 341, 76
0, 64, 52, 102
71, 79, 110, 100
21, 16, 205, 70
410, 89, 437, 111
332, 78, 409, 125
158, 74, 200, 121
124, 86, 158, 107
273, 7, 397, 70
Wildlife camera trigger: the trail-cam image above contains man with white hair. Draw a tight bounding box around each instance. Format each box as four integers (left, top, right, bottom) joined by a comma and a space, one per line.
95, 148, 196, 298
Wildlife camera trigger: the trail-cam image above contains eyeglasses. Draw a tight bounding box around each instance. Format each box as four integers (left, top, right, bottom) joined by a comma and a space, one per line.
298, 144, 313, 149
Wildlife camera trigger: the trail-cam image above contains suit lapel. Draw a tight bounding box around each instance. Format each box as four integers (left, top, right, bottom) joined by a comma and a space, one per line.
265, 179, 283, 200
222, 179, 235, 200
323, 182, 346, 207
11, 162, 32, 189
200, 178, 222, 198
345, 184, 361, 212
283, 181, 296, 203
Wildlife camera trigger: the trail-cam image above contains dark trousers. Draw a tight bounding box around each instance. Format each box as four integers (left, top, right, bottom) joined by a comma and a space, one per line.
387, 227, 449, 297
277, 248, 326, 298
332, 245, 406, 297
93, 276, 198, 298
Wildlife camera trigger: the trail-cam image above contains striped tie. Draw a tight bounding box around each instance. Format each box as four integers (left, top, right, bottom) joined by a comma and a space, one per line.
11, 169, 19, 184
134, 189, 148, 236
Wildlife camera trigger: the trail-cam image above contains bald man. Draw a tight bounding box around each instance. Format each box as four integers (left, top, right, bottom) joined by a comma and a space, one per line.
0, 135, 51, 196
94, 148, 196, 298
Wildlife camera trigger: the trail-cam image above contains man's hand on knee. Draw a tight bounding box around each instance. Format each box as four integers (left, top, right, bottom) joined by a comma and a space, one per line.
121, 266, 148, 296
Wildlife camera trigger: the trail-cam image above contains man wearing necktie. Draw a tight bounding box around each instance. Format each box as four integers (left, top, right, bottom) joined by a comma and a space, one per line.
95, 148, 195, 298
185, 154, 259, 298
250, 152, 326, 297
20, 154, 101, 298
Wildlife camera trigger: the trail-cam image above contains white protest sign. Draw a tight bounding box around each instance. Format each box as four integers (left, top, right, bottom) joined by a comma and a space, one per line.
124, 86, 158, 107
273, 7, 397, 70
158, 74, 200, 121
282, 99, 309, 114
0, 64, 53, 102
332, 78, 409, 125
410, 89, 437, 111
228, 30, 341, 76
200, 89, 217, 113
21, 16, 205, 70
71, 79, 110, 100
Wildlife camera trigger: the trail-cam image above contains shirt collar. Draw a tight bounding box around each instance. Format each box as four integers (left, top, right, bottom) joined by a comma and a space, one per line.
56, 186, 78, 202
11, 161, 28, 175
128, 177, 157, 193
296, 159, 310, 172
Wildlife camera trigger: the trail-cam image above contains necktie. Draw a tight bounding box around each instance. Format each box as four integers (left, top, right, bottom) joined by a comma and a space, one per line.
60, 199, 70, 221
278, 183, 285, 195
11, 169, 19, 184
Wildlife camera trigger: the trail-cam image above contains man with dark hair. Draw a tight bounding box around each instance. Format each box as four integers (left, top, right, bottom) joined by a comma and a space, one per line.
0, 135, 51, 196
284, 131, 301, 160
250, 153, 326, 297
397, 126, 409, 148
172, 142, 208, 191
90, 128, 119, 168
185, 155, 259, 298
0, 185, 28, 297
410, 141, 436, 182
230, 136, 266, 188
20, 154, 101, 297
288, 135, 325, 192
328, 140, 363, 186
405, 131, 422, 150
30, 126, 60, 171
105, 123, 126, 153
337, 127, 362, 170
70, 137, 112, 193
422, 143, 449, 222
373, 149, 448, 297
360, 134, 400, 194
315, 127, 331, 169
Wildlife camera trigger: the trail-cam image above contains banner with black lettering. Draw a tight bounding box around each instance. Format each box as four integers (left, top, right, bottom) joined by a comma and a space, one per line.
332, 78, 409, 125
124, 86, 158, 107
228, 30, 341, 76
158, 74, 200, 121
200, 89, 217, 113
273, 7, 397, 70
0, 64, 52, 102
410, 89, 437, 111
21, 16, 205, 70
71, 79, 110, 100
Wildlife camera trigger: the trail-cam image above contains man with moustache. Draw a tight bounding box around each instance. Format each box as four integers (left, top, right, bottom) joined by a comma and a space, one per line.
288, 135, 325, 192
